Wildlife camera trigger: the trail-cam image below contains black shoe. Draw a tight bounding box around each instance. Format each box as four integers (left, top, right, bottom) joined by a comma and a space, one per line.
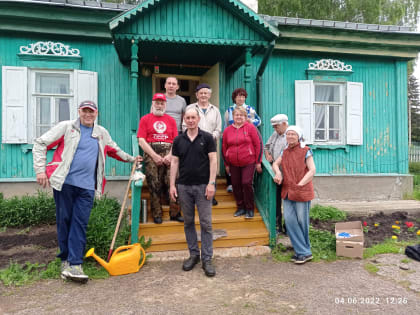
290, 254, 298, 262
170, 214, 184, 222
245, 210, 254, 219
202, 260, 216, 277
182, 255, 200, 271
294, 254, 313, 265
234, 209, 246, 217
153, 217, 162, 224
212, 198, 218, 206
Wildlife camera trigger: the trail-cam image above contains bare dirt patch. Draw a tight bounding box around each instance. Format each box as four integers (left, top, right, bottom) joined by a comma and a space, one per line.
0, 225, 57, 268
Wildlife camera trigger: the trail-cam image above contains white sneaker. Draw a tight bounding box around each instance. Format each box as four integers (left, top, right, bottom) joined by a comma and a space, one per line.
63, 264, 88, 283
60, 261, 70, 280
226, 185, 233, 193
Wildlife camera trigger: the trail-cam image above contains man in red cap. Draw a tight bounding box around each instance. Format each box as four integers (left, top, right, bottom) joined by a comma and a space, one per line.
137, 93, 183, 224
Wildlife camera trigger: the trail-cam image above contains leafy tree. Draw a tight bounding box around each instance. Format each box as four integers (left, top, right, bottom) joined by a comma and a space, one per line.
259, 0, 420, 27
409, 74, 420, 142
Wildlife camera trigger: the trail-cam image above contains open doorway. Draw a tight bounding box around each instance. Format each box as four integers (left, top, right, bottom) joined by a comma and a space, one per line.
153, 74, 200, 105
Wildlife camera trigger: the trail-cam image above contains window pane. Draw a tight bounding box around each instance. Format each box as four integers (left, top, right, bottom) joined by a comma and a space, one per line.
315, 105, 325, 128
36, 73, 70, 94
329, 130, 340, 140
315, 130, 325, 140
329, 106, 340, 129
315, 85, 340, 102
36, 97, 51, 137
55, 98, 70, 122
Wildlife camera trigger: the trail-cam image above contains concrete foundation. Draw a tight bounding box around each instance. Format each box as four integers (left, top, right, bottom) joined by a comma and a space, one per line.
0, 180, 130, 202
313, 175, 413, 201
0, 175, 414, 202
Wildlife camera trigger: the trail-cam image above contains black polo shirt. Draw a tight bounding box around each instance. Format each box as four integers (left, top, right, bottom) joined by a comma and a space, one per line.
172, 128, 216, 185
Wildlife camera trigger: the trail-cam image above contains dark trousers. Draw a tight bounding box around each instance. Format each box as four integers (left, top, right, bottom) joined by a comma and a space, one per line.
230, 164, 256, 211
276, 184, 286, 232
177, 184, 213, 261
53, 184, 94, 265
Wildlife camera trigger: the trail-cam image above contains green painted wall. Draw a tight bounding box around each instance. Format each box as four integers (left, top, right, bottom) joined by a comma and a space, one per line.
0, 33, 141, 180
224, 51, 408, 175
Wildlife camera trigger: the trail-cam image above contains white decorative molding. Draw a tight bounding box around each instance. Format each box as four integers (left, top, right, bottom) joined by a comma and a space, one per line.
19, 41, 80, 57
308, 59, 352, 71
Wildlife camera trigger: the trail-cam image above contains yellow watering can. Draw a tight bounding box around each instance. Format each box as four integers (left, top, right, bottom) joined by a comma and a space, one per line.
85, 243, 146, 276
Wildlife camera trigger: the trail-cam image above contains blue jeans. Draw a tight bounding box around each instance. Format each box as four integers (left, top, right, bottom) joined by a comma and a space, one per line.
283, 198, 312, 257
177, 184, 213, 261
53, 184, 95, 265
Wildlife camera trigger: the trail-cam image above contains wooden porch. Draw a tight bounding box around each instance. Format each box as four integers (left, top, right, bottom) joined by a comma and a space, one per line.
130, 179, 269, 252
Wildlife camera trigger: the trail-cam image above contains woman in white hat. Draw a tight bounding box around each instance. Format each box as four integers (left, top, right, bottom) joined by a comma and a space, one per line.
272, 126, 316, 265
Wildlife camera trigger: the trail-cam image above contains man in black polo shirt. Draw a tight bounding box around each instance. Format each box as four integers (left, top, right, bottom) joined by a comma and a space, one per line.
170, 107, 217, 277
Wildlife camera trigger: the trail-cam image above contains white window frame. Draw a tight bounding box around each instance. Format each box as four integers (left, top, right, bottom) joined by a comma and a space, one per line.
313, 82, 345, 145
29, 69, 75, 142
295, 80, 363, 146
2, 66, 97, 144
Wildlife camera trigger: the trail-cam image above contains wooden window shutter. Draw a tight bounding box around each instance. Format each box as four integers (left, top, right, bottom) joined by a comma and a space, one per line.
2, 66, 28, 143
74, 70, 98, 110
295, 80, 314, 144
346, 81, 363, 145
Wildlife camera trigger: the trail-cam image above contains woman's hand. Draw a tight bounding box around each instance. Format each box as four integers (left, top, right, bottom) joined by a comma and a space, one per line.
225, 166, 230, 175
273, 173, 282, 184
256, 163, 262, 173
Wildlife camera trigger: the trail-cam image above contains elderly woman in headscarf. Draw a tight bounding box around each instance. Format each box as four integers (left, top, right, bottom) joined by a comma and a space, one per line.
272, 126, 316, 265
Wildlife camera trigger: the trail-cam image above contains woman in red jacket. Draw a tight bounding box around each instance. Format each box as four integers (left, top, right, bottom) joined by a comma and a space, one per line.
222, 107, 263, 218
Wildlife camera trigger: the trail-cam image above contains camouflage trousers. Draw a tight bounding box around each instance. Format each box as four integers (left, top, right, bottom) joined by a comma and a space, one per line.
144, 143, 179, 219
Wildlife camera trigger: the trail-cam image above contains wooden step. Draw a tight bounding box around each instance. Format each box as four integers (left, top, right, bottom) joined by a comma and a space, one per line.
143, 224, 269, 252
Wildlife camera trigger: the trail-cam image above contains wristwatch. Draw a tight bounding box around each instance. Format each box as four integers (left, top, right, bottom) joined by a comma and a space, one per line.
209, 181, 216, 185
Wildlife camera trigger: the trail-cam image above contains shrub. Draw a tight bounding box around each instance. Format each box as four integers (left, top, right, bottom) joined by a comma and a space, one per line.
85, 196, 131, 259
0, 191, 56, 227
409, 162, 420, 174
310, 204, 347, 222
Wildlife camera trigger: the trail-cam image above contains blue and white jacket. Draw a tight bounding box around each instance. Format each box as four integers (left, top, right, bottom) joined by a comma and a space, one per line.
224, 104, 261, 129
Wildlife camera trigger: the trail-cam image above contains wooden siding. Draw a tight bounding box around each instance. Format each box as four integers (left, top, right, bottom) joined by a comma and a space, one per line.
117, 0, 268, 45
0, 34, 141, 179
248, 52, 408, 175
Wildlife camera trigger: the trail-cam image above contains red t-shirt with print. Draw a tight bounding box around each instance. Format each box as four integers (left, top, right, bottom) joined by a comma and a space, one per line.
137, 113, 178, 143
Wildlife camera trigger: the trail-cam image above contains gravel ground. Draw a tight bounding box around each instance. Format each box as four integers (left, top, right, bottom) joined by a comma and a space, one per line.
1, 254, 419, 315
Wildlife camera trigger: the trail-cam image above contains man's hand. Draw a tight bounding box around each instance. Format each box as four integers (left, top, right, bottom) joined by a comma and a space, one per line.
273, 173, 282, 185
36, 172, 50, 188
163, 154, 171, 166
265, 152, 273, 163
169, 185, 178, 202
135, 155, 143, 163
205, 183, 216, 200
153, 154, 164, 166
256, 163, 262, 174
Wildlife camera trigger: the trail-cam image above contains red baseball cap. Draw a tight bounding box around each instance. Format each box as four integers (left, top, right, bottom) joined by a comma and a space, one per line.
152, 93, 166, 101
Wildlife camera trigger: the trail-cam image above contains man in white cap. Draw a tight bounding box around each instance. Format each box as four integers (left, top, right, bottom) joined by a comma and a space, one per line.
33, 100, 142, 283
264, 113, 288, 234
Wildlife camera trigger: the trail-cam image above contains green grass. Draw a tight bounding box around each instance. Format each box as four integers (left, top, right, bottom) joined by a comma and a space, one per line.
400, 258, 410, 264
310, 205, 347, 222
272, 226, 337, 262
363, 238, 413, 259
364, 263, 379, 274
0, 262, 44, 286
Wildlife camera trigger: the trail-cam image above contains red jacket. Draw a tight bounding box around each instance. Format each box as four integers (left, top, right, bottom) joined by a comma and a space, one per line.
222, 122, 262, 167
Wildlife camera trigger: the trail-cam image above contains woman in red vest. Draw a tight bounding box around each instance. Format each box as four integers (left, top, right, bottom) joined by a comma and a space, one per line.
272, 126, 316, 264
222, 107, 263, 219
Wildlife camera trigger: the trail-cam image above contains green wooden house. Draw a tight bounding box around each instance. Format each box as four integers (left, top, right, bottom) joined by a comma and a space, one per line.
1, 0, 420, 247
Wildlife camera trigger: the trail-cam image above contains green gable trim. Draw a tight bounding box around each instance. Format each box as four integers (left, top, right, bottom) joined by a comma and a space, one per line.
114, 33, 267, 46
110, 0, 278, 43
18, 54, 82, 69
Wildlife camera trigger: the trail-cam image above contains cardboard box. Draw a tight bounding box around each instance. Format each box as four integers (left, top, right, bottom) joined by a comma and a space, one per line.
335, 221, 364, 259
